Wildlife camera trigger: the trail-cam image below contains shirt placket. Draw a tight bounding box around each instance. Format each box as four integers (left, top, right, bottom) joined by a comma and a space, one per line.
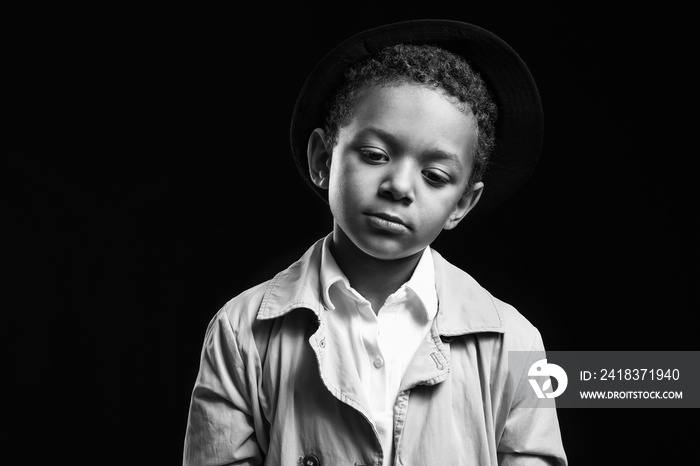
355, 296, 386, 418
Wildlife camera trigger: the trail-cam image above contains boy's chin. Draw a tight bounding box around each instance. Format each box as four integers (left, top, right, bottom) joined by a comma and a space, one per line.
333, 224, 428, 262
353, 237, 425, 262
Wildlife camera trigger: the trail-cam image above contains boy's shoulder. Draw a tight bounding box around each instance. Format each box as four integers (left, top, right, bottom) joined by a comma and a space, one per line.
205, 278, 273, 340
432, 249, 544, 351
213, 239, 325, 328
488, 289, 545, 351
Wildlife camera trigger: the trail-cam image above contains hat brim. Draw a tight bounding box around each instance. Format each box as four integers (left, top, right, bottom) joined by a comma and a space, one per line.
290, 19, 543, 215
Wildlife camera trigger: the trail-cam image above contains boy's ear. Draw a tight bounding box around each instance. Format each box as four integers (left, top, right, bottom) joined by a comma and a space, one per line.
443, 182, 484, 230
307, 128, 331, 190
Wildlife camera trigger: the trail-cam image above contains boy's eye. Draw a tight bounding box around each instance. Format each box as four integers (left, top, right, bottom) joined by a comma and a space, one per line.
359, 149, 388, 163
422, 169, 450, 186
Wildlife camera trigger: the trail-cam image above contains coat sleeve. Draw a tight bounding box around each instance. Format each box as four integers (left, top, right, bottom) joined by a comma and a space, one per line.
497, 331, 568, 466
183, 307, 265, 466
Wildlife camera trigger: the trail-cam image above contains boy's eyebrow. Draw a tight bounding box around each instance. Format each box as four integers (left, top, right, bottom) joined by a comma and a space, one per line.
356, 126, 465, 170
422, 148, 465, 171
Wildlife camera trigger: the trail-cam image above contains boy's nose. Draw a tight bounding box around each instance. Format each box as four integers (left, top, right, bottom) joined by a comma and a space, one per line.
379, 166, 414, 203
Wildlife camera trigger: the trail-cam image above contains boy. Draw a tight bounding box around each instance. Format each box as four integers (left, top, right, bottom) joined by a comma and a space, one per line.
184, 20, 567, 466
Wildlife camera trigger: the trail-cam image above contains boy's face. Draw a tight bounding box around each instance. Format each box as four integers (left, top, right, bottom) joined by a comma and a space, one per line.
310, 83, 483, 261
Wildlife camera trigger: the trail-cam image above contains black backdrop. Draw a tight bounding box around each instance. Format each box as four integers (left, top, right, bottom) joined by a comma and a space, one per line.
4, 4, 698, 464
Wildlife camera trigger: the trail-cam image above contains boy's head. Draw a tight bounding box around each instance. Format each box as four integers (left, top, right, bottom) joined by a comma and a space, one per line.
308, 79, 484, 260
306, 45, 493, 260
290, 20, 543, 260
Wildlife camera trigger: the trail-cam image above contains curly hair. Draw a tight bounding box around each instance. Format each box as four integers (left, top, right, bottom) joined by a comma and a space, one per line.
322, 43, 498, 188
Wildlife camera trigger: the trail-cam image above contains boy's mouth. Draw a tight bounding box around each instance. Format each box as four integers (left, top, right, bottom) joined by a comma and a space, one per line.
365, 212, 411, 232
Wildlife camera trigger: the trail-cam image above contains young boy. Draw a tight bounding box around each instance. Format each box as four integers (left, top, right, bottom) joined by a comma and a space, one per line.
184, 20, 567, 466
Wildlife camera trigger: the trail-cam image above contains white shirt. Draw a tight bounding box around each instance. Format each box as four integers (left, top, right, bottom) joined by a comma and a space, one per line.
319, 235, 438, 466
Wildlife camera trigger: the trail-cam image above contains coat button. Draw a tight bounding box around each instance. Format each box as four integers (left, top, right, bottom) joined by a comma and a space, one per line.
373, 356, 384, 368
302, 454, 321, 466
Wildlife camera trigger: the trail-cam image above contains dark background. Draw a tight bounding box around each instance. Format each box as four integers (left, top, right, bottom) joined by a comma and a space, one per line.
4, 3, 697, 464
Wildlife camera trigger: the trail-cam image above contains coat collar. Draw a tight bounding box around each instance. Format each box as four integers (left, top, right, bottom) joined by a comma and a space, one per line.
257, 237, 504, 335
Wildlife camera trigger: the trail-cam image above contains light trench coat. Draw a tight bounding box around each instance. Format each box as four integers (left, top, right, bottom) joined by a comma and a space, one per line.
184, 238, 567, 466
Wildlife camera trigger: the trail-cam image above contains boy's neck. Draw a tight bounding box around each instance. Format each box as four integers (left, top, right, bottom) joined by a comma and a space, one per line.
330, 227, 424, 314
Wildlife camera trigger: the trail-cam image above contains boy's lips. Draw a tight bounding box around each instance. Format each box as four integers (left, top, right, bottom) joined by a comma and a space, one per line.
365, 212, 411, 232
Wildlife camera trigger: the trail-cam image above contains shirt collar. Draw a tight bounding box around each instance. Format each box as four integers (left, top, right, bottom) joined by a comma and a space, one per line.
256, 235, 504, 335
319, 234, 438, 321
319, 234, 348, 310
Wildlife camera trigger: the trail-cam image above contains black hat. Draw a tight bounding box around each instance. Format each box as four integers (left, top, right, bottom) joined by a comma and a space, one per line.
290, 19, 543, 215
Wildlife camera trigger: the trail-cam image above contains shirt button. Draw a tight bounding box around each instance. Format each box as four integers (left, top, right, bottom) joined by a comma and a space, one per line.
373, 356, 384, 368
302, 454, 321, 466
